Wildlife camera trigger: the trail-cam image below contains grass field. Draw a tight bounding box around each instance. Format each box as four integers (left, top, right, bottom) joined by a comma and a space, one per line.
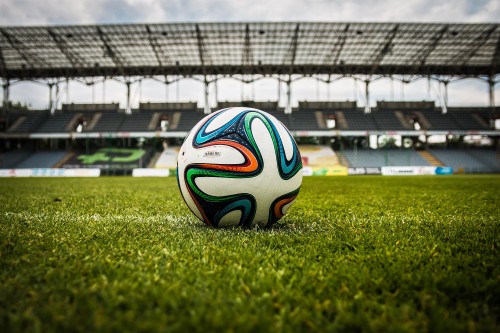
0, 175, 499, 332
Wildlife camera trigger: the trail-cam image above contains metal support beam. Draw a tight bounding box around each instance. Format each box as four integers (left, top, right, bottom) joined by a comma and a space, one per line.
390, 77, 395, 100
204, 77, 211, 114
50, 82, 59, 115
427, 76, 431, 100
195, 24, 206, 69
214, 78, 218, 107
146, 25, 166, 67
125, 81, 131, 114
48, 83, 54, 111
488, 75, 495, 107
97, 27, 127, 75
285, 78, 292, 114
0, 39, 6, 77
444, 81, 448, 108
2, 79, 9, 112
0, 28, 46, 69
102, 78, 106, 103
324, 24, 349, 68
442, 81, 449, 114
164, 75, 169, 101
412, 25, 448, 69
49, 81, 63, 115
243, 24, 253, 66
277, 78, 281, 104
491, 32, 500, 77
48, 29, 86, 69
368, 24, 399, 76
364, 80, 371, 113
453, 25, 497, 66
66, 78, 70, 104
285, 24, 300, 73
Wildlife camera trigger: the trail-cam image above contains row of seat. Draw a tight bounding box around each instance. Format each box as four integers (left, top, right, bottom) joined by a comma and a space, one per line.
3, 147, 498, 174
342, 148, 499, 173
2, 107, 497, 133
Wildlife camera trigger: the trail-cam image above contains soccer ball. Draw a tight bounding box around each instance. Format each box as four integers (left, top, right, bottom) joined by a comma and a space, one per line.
177, 107, 303, 228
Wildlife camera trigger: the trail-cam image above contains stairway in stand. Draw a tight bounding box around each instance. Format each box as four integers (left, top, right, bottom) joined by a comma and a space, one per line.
418, 150, 444, 166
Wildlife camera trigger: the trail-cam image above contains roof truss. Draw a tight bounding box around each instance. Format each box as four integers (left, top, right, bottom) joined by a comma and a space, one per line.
0, 22, 498, 80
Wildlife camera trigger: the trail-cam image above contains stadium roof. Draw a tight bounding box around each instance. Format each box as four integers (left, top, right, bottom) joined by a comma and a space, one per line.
0, 22, 499, 80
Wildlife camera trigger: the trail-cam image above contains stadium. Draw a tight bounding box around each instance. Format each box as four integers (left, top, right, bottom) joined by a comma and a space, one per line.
0, 14, 499, 333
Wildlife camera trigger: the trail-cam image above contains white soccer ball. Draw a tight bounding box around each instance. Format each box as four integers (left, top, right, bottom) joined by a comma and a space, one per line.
177, 107, 303, 228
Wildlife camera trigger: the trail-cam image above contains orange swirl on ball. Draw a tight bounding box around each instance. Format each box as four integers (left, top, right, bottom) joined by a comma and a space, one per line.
196, 140, 259, 173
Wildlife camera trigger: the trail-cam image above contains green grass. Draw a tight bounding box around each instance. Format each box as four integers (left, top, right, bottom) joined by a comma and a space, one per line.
0, 175, 499, 332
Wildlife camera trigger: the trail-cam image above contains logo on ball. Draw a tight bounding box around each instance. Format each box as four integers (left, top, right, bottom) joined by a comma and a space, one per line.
177, 107, 303, 228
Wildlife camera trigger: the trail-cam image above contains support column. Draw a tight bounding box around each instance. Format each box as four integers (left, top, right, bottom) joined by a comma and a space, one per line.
125, 81, 131, 115
442, 81, 448, 114
390, 77, 394, 101
48, 83, 54, 111
285, 79, 292, 114
164, 76, 169, 102
204, 77, 211, 114
316, 78, 320, 101
214, 78, 218, 107
2, 79, 9, 113
277, 78, 281, 105
327, 79, 331, 101
138, 80, 143, 105
364, 80, 371, 113
252, 77, 255, 101
50, 82, 59, 115
444, 81, 448, 106
66, 78, 70, 104
176, 77, 180, 102
488, 75, 495, 107
427, 76, 431, 100
102, 78, 106, 103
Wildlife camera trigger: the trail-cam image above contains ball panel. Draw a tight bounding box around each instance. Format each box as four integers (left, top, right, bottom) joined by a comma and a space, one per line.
204, 108, 242, 132
186, 144, 246, 166
268, 187, 300, 227
195, 109, 241, 146
275, 119, 295, 161
218, 210, 241, 227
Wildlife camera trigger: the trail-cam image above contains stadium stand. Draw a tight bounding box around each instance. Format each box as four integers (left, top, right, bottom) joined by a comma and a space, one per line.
418, 109, 462, 130
36, 113, 76, 133
1, 103, 498, 174
119, 112, 154, 132
216, 101, 293, 129
62, 103, 120, 112
447, 108, 493, 130
467, 150, 500, 171
289, 111, 323, 131
430, 149, 499, 173
86, 113, 125, 132
14, 151, 68, 168
342, 110, 378, 130
0, 150, 32, 168
342, 149, 431, 168
2, 102, 498, 134
7, 111, 48, 133
372, 109, 411, 131
175, 110, 204, 131
139, 102, 203, 132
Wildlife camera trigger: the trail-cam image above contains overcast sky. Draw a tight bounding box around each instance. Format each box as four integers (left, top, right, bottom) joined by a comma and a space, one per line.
1, 0, 499, 109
